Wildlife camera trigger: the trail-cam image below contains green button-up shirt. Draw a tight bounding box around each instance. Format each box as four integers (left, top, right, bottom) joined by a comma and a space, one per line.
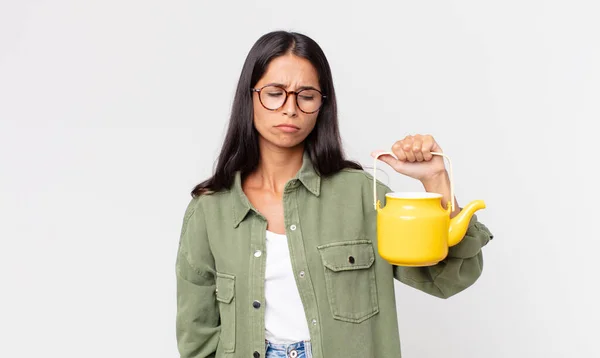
175, 152, 493, 358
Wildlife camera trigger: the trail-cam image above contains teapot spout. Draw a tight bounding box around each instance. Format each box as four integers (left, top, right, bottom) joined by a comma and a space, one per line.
448, 200, 486, 247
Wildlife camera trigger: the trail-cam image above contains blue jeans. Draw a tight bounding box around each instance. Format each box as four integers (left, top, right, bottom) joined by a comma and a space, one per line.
265, 340, 312, 358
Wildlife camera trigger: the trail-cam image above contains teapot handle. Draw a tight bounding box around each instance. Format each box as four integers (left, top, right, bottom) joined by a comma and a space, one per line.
373, 151, 455, 213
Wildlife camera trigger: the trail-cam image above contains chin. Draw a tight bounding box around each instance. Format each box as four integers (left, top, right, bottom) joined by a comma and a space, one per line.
275, 140, 304, 149
264, 135, 306, 149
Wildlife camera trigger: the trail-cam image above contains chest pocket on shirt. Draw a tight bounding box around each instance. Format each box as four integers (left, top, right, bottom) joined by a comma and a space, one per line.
216, 272, 236, 353
317, 240, 379, 323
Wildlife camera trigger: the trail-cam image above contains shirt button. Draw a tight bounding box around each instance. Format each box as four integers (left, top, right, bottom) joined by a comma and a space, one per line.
254, 250, 262, 257
253, 351, 260, 358
299, 271, 305, 278
253, 300, 261, 309
290, 224, 297, 231
312, 319, 317, 325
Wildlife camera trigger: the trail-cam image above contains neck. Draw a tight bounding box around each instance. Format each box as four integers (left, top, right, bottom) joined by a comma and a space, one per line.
249, 140, 305, 195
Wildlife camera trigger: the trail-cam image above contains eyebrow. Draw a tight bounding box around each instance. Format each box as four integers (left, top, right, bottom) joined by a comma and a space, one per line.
264, 82, 321, 92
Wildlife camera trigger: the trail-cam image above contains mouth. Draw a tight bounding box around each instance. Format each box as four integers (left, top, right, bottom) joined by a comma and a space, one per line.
275, 124, 301, 132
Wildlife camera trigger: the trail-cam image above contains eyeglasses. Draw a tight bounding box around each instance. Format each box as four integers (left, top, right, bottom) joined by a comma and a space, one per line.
251, 85, 326, 114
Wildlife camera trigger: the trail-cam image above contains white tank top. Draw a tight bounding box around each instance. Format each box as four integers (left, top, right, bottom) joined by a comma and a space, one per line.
264, 230, 311, 344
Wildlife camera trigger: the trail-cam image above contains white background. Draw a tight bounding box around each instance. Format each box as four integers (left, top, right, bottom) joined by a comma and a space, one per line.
1, 1, 597, 357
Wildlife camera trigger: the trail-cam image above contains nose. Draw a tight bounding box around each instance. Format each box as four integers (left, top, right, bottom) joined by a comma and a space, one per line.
282, 93, 298, 117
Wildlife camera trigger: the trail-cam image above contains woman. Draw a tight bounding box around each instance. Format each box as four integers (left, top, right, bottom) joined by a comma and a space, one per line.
175, 31, 493, 358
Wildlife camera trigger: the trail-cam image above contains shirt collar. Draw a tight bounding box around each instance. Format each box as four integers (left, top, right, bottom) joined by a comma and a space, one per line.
231, 150, 321, 228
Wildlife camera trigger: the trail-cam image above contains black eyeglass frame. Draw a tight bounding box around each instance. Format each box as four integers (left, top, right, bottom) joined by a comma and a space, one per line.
251, 85, 327, 114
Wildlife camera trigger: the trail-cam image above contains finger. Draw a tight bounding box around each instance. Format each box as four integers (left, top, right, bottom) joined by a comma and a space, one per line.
404, 149, 416, 162
402, 136, 413, 152
412, 135, 424, 162
401, 136, 416, 162
391, 141, 403, 159
396, 148, 407, 162
391, 141, 407, 162
373, 153, 403, 171
422, 135, 434, 161
371, 150, 398, 161
414, 151, 424, 162
371, 150, 395, 160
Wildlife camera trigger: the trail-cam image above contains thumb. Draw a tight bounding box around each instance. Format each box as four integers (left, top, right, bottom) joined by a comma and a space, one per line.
371, 150, 401, 169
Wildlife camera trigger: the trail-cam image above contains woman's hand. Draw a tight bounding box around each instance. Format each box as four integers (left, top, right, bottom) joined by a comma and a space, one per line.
371, 134, 447, 184
371, 134, 459, 216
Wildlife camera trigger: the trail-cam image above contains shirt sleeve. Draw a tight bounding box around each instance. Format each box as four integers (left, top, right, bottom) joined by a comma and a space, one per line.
176, 197, 220, 357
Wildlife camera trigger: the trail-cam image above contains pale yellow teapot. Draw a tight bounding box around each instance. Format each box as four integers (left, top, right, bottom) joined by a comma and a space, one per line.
373, 151, 486, 267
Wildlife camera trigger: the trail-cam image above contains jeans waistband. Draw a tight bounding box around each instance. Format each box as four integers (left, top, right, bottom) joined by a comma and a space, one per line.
265, 339, 312, 358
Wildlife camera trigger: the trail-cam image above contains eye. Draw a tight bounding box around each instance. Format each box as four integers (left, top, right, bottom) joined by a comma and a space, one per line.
263, 86, 285, 97
266, 91, 284, 97
298, 89, 319, 101
299, 94, 315, 101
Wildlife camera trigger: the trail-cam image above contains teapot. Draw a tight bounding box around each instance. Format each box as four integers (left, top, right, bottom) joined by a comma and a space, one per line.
373, 151, 486, 266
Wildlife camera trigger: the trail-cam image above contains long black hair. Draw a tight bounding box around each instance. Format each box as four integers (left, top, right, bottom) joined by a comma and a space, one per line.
191, 31, 362, 197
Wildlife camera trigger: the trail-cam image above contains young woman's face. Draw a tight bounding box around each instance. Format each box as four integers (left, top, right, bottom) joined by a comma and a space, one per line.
252, 54, 322, 150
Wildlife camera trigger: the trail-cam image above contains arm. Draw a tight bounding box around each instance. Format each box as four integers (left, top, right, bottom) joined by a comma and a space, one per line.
373, 134, 494, 298
176, 198, 220, 358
